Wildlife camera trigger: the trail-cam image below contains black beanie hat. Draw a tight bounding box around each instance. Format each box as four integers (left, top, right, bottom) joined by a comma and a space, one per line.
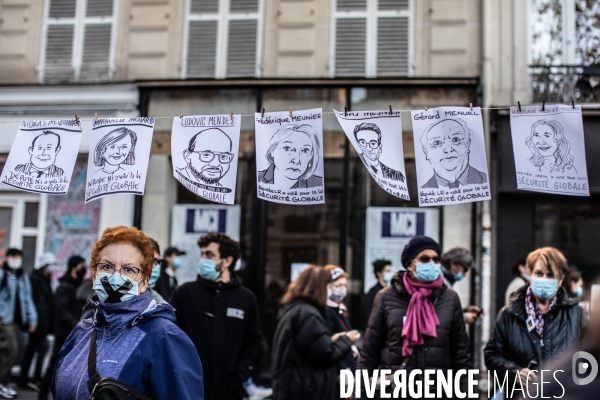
67, 255, 85, 273
401, 236, 441, 268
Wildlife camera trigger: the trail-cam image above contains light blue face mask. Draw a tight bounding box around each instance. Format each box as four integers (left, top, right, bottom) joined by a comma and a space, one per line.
524, 274, 531, 282
575, 287, 583, 298
383, 271, 393, 285
93, 272, 140, 303
149, 264, 161, 286
530, 277, 559, 300
172, 256, 184, 269
453, 272, 464, 282
414, 262, 442, 283
199, 258, 222, 281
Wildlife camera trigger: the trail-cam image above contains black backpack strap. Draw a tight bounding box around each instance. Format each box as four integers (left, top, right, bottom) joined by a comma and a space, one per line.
87, 329, 101, 393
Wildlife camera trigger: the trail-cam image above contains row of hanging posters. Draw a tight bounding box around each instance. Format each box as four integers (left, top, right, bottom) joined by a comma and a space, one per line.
0, 105, 590, 205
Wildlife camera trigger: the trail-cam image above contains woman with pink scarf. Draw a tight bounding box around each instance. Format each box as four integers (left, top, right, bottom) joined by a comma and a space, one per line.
358, 236, 471, 397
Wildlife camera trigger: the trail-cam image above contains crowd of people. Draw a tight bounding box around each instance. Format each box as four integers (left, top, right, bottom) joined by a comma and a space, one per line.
0, 227, 595, 399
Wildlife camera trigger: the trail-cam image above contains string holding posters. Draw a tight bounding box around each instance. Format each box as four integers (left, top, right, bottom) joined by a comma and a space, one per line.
334, 109, 409, 200
411, 107, 491, 206
85, 117, 154, 203
509, 104, 589, 196
171, 114, 241, 204
255, 108, 325, 205
0, 119, 82, 194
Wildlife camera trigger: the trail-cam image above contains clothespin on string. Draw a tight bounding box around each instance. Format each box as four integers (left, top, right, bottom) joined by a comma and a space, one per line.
389, 105, 393, 115
469, 103, 473, 111
289, 107, 293, 118
94, 113, 98, 121
344, 107, 347, 117
518, 101, 522, 112
230, 110, 234, 121
75, 115, 80, 125
261, 108, 265, 118
180, 114, 184, 118
424, 106, 428, 111
572, 99, 575, 110
542, 101, 545, 112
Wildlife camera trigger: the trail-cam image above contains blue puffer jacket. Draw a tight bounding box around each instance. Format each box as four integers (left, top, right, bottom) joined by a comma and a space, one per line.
0, 267, 38, 327
52, 290, 204, 400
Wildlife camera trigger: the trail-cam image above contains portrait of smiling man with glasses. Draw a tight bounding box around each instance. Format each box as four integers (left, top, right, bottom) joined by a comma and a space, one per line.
353, 122, 405, 182
178, 128, 235, 187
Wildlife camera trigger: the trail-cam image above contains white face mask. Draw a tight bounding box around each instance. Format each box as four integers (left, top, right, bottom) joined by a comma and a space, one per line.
7, 260, 22, 270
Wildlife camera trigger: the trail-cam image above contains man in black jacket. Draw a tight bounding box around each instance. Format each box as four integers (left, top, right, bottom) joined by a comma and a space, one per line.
170, 232, 262, 400
363, 259, 392, 326
37, 255, 86, 400
155, 246, 185, 300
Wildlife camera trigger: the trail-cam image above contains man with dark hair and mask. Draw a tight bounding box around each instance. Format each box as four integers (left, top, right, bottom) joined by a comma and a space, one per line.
0, 248, 37, 400
37, 255, 86, 400
170, 232, 262, 400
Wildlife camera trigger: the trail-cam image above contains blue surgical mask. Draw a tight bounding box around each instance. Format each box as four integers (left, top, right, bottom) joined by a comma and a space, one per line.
383, 271, 393, 285
530, 277, 559, 300
575, 287, 583, 298
414, 262, 442, 283
172, 256, 183, 269
149, 264, 161, 285
453, 272, 464, 282
524, 274, 531, 282
199, 258, 221, 281
93, 272, 139, 303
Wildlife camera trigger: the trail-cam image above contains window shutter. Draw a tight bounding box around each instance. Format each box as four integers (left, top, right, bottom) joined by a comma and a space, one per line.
80, 23, 112, 82
44, 25, 75, 83
187, 21, 218, 78
378, 0, 409, 11
190, 0, 219, 14
337, 0, 366, 11
335, 18, 366, 76
49, 0, 77, 18
377, 17, 409, 76
230, 0, 259, 13
227, 20, 257, 77
86, 0, 114, 17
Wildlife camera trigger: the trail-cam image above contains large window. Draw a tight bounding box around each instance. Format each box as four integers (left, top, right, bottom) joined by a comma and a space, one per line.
330, 0, 412, 78
182, 0, 264, 79
39, 0, 117, 83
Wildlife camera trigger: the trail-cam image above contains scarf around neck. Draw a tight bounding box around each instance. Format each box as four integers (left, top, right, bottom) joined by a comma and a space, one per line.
401, 273, 444, 358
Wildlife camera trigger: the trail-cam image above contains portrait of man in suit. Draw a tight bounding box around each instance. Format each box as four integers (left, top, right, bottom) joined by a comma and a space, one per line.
354, 122, 404, 182
15, 130, 64, 178
420, 118, 487, 189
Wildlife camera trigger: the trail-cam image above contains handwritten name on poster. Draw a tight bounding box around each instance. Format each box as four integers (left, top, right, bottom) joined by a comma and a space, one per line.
411, 107, 491, 206
0, 119, 82, 194
171, 115, 241, 204
85, 117, 154, 202
254, 108, 325, 205
509, 104, 589, 196
334, 110, 409, 200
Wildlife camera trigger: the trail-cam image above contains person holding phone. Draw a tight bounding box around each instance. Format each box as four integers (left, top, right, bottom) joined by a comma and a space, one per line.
485, 247, 585, 389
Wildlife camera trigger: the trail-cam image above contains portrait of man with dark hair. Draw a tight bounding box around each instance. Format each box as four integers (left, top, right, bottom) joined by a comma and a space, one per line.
15, 130, 64, 178
177, 128, 234, 187
353, 122, 404, 182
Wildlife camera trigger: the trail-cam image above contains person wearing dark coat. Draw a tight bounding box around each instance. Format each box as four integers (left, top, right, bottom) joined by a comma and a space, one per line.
363, 259, 392, 327
154, 246, 185, 300
170, 232, 262, 400
18, 253, 56, 390
272, 265, 360, 400
484, 247, 584, 396
37, 255, 86, 400
358, 236, 471, 397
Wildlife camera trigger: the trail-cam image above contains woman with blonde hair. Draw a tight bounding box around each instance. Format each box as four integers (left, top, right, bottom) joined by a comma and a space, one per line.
485, 247, 584, 389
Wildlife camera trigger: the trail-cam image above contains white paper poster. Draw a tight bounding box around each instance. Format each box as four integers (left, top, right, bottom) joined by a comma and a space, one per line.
364, 207, 439, 293
411, 107, 491, 206
1, 119, 82, 194
509, 104, 589, 196
171, 115, 240, 204
255, 108, 325, 205
170, 204, 241, 285
334, 110, 409, 200
85, 117, 154, 202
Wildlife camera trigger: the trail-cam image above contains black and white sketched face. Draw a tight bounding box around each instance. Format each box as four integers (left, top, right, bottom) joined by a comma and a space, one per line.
531, 124, 558, 157
273, 131, 312, 180
356, 129, 381, 162
185, 129, 233, 184
423, 120, 470, 178
103, 135, 132, 166
29, 133, 60, 170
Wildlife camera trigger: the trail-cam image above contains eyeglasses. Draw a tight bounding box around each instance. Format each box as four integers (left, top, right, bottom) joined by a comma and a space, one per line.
193, 150, 235, 164
357, 139, 380, 149
95, 263, 142, 280
415, 255, 441, 264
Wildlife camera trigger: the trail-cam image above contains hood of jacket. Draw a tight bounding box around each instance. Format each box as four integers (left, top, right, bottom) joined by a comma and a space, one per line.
92, 290, 177, 340
196, 273, 241, 291
506, 284, 578, 321
390, 271, 448, 300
